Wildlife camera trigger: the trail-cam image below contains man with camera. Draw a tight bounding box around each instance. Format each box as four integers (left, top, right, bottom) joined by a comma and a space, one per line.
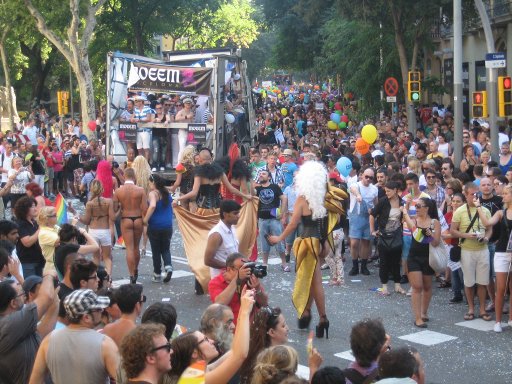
208, 252, 268, 326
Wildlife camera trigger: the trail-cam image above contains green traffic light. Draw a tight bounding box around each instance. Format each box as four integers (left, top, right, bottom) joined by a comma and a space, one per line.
412, 92, 420, 101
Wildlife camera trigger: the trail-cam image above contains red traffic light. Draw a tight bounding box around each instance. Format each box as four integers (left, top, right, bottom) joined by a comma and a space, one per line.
504, 77, 512, 90
474, 92, 483, 104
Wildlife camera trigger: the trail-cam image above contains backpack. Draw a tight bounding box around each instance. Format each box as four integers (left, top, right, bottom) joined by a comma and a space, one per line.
342, 367, 379, 384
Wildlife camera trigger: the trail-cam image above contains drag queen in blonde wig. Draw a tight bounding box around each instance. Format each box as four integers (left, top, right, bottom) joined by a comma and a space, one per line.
269, 160, 346, 339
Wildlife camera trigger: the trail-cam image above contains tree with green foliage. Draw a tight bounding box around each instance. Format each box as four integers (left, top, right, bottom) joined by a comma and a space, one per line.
181, 0, 260, 49
24, 0, 108, 135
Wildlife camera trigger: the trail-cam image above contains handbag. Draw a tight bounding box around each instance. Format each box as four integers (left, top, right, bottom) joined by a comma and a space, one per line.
429, 241, 449, 272
378, 227, 403, 250
450, 206, 479, 262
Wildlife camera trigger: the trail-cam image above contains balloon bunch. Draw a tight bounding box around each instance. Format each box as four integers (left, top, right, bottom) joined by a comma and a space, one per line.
355, 124, 378, 155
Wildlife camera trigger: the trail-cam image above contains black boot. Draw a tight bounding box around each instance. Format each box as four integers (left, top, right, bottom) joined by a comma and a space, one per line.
195, 278, 204, 295
348, 259, 359, 276
360, 259, 370, 275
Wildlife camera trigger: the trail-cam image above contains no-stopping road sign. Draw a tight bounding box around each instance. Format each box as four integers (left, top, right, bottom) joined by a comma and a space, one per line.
384, 77, 399, 97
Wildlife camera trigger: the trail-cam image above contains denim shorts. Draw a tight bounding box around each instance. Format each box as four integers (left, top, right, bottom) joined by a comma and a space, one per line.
258, 218, 285, 253
348, 214, 371, 240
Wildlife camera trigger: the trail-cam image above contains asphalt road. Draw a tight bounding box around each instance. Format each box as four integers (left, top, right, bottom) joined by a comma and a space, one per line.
107, 220, 511, 384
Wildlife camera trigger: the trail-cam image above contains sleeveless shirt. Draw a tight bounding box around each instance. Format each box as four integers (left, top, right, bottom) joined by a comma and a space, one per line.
46, 327, 109, 384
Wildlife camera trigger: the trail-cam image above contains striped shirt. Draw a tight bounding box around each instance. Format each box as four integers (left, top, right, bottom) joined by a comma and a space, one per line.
133, 106, 153, 121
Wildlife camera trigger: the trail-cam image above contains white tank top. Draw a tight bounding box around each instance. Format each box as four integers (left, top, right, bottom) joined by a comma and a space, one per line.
438, 142, 449, 157
208, 220, 239, 278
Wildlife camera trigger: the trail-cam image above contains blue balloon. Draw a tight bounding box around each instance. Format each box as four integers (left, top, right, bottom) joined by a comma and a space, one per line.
330, 113, 341, 124
336, 157, 352, 177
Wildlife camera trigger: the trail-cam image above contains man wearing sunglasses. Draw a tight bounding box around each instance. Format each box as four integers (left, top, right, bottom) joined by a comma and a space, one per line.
120, 323, 172, 384
348, 168, 378, 276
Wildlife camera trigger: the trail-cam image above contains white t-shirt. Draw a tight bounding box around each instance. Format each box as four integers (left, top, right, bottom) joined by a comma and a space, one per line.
0, 153, 14, 183
349, 181, 378, 215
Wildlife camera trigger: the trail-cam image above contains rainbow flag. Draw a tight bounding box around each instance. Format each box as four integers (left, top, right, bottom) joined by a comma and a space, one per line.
177, 360, 206, 384
54, 193, 68, 225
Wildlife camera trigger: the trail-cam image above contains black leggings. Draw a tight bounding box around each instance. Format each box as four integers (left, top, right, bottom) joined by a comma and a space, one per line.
378, 245, 402, 284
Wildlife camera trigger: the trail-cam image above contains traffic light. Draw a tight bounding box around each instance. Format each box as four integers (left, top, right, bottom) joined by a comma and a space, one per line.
408, 71, 421, 102
498, 76, 512, 117
57, 91, 63, 115
61, 91, 69, 115
472, 91, 488, 118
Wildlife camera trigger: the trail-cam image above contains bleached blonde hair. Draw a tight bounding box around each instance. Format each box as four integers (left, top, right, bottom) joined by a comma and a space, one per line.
180, 145, 196, 166
295, 160, 327, 219
132, 155, 152, 194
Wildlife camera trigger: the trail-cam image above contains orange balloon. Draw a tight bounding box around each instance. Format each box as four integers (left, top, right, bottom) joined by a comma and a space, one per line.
355, 138, 370, 155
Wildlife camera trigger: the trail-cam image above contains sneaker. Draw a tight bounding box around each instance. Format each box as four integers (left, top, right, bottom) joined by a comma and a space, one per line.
348, 267, 359, 276
151, 167, 157, 172
486, 302, 495, 312
152, 273, 161, 283
160, 167, 165, 171
361, 266, 370, 275
321, 263, 329, 270
400, 275, 409, 284
163, 267, 173, 283
406, 287, 412, 297
494, 323, 502, 333
449, 296, 463, 304
281, 264, 291, 272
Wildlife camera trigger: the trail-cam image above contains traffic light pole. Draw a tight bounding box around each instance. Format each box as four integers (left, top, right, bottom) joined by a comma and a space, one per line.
453, 0, 463, 166
475, 0, 499, 160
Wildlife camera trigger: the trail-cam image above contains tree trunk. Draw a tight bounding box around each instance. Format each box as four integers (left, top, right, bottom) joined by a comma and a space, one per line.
24, 0, 107, 137
388, 0, 416, 132
74, 52, 96, 136
0, 29, 14, 131
134, 22, 145, 55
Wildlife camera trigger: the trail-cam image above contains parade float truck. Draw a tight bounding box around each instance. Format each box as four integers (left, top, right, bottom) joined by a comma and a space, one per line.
106, 48, 256, 174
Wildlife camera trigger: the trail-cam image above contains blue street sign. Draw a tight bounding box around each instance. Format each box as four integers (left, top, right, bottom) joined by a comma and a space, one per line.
486, 52, 505, 60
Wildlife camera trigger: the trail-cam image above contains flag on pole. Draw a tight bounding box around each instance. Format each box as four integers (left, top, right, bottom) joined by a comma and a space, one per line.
54, 193, 68, 225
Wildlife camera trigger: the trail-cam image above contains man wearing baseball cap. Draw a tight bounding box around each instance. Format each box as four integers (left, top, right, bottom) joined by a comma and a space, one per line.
29, 289, 119, 384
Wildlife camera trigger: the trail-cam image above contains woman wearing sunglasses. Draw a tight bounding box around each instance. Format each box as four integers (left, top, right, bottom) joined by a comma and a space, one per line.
370, 180, 406, 296
240, 306, 289, 383
163, 288, 255, 384
402, 197, 441, 328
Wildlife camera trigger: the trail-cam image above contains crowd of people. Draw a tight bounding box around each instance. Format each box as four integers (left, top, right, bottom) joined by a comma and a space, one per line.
1, 86, 511, 384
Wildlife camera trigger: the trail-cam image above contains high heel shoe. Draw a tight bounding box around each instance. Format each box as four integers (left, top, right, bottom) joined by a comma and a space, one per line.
298, 309, 312, 329
316, 316, 330, 339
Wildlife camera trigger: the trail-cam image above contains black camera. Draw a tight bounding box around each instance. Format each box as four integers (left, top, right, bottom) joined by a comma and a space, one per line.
243, 262, 267, 279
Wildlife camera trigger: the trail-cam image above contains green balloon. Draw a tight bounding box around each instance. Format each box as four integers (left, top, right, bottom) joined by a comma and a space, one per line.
339, 121, 347, 129
335, 110, 342, 115
329, 101, 334, 108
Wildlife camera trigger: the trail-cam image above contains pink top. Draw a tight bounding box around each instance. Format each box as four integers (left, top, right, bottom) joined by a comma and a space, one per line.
52, 151, 64, 172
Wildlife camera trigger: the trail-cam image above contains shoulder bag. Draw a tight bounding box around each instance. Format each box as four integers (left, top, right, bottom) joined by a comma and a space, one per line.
450, 206, 479, 262
429, 219, 449, 272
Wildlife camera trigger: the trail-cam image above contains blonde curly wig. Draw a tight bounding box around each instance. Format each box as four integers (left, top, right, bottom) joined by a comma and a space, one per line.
180, 145, 197, 166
